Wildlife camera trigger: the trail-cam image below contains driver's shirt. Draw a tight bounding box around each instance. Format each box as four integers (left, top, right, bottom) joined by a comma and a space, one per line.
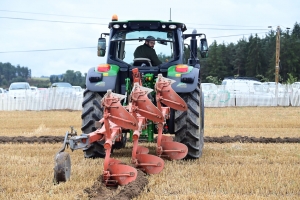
134, 44, 162, 66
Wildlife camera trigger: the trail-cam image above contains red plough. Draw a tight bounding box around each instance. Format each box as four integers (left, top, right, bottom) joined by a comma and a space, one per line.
54, 69, 189, 186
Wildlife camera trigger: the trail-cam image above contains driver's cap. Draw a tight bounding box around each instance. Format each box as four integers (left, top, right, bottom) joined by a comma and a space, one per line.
146, 36, 155, 41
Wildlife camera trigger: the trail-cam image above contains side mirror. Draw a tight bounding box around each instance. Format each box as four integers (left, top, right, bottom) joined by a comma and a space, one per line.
97, 38, 106, 57
200, 38, 209, 58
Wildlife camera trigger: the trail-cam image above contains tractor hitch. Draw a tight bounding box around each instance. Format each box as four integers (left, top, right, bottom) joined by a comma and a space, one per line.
56, 126, 78, 154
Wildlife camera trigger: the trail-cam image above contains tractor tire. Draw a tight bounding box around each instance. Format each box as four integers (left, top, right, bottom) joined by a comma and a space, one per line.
81, 90, 105, 158
174, 81, 204, 159
113, 132, 127, 150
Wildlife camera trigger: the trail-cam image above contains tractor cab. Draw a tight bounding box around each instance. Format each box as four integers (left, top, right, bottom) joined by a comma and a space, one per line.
97, 15, 208, 71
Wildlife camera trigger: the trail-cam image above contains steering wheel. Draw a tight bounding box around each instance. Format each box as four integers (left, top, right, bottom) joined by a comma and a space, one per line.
133, 58, 152, 66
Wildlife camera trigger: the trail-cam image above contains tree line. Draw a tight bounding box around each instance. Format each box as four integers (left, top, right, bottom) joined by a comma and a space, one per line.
0, 62, 86, 88
50, 70, 86, 88
0, 62, 31, 87
198, 22, 300, 84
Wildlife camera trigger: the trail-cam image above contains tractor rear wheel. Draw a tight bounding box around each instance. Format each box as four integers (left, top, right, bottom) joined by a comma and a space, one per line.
81, 90, 105, 158
174, 81, 204, 159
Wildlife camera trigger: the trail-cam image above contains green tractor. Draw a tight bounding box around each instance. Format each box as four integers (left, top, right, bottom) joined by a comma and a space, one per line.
82, 15, 209, 159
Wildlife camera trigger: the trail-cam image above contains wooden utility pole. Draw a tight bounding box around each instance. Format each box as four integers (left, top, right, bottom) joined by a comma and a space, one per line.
275, 26, 280, 105
275, 26, 280, 84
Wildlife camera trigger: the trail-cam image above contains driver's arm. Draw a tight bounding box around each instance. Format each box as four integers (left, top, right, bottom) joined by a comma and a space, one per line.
149, 49, 162, 66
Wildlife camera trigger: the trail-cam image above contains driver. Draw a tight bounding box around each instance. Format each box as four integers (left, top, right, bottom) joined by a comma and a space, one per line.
134, 36, 162, 66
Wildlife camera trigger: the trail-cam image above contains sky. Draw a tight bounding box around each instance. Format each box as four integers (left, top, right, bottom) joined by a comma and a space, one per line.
0, 0, 299, 77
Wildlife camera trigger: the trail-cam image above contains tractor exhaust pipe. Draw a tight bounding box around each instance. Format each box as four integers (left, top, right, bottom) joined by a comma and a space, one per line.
188, 29, 200, 66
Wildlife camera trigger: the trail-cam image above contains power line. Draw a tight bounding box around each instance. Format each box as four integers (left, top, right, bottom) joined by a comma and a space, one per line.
0, 47, 95, 53
185, 23, 267, 28
0, 31, 271, 53
210, 32, 269, 38
0, 9, 278, 29
188, 27, 270, 31
0, 9, 110, 20
0, 16, 107, 25
0, 9, 281, 29
0, 16, 271, 31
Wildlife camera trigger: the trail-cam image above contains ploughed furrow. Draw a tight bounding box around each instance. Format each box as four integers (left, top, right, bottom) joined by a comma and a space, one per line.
1, 136, 299, 144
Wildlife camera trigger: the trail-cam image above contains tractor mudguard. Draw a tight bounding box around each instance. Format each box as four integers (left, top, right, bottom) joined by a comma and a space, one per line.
167, 67, 199, 93
85, 66, 119, 92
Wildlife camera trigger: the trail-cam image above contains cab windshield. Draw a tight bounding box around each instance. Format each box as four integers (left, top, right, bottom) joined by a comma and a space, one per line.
110, 30, 175, 64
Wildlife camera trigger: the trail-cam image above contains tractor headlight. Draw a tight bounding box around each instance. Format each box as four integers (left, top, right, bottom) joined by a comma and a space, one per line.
169, 25, 177, 29
113, 24, 120, 29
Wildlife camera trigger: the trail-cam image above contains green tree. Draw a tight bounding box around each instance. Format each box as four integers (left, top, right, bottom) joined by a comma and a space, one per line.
245, 34, 263, 77
286, 73, 298, 84
61, 70, 85, 87
203, 41, 229, 82
232, 38, 248, 76
64, 70, 76, 84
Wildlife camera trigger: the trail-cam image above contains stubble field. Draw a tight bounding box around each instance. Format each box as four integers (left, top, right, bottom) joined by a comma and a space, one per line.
0, 107, 299, 199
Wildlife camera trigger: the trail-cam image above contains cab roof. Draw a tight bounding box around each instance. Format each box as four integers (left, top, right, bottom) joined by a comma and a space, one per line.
108, 20, 187, 32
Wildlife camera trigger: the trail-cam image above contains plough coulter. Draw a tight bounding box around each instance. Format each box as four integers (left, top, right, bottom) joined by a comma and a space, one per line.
54, 69, 188, 186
